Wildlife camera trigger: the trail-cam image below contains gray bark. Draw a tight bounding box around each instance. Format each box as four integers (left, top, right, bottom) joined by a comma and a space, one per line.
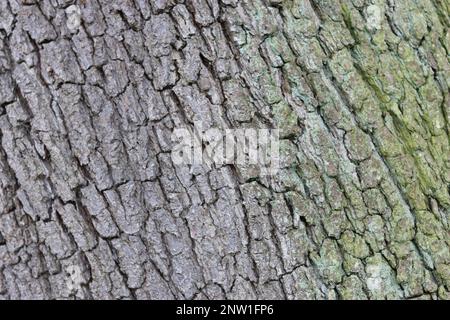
0, 0, 449, 299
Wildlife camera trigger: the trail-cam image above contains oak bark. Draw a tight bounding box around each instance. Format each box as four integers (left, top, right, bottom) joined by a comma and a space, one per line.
0, 0, 449, 299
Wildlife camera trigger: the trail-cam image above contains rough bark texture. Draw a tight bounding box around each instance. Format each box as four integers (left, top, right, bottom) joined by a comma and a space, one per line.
0, 0, 449, 300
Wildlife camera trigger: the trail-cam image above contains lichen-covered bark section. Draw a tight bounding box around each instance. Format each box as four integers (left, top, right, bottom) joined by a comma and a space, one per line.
0, 0, 449, 300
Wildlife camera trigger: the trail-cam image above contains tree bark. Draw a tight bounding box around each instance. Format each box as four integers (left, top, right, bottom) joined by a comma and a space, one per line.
0, 0, 449, 300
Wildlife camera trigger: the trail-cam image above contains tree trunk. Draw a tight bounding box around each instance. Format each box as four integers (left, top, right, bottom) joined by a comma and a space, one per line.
0, 0, 449, 300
